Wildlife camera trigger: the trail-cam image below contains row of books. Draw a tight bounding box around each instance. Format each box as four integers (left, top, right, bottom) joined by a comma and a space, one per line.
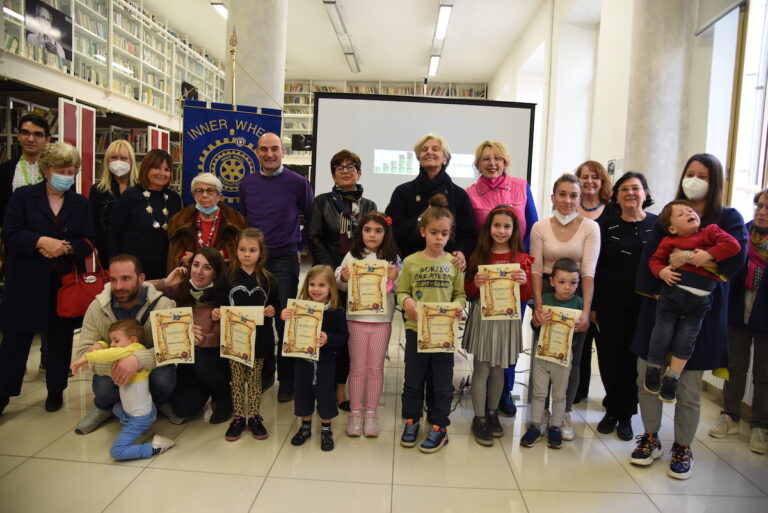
113, 34, 140, 57
74, 10, 107, 39
111, 78, 139, 100
113, 11, 141, 38
143, 72, 166, 91
74, 35, 107, 62
96, 128, 148, 153
74, 61, 107, 86
79, 0, 108, 18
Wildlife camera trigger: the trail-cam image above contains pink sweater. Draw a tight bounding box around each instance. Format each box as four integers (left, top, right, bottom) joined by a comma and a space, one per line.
530, 217, 600, 277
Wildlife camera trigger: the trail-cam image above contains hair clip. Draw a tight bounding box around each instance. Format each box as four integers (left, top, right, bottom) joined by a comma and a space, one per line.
371, 212, 392, 226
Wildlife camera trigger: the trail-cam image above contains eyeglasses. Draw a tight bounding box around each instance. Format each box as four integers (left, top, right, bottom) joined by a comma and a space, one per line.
755, 202, 768, 211
618, 186, 643, 194
194, 188, 219, 195
19, 129, 47, 138
334, 164, 358, 173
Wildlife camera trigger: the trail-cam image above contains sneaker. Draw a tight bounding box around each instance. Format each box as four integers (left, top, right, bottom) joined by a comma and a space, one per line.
419, 425, 448, 453
486, 410, 504, 438
363, 412, 380, 437
157, 402, 187, 425
225, 416, 246, 441
400, 420, 420, 448
659, 375, 678, 403
709, 413, 739, 438
520, 425, 542, 447
749, 427, 768, 454
346, 412, 363, 437
548, 426, 563, 449
320, 430, 334, 451
630, 432, 662, 466
668, 442, 693, 480
151, 434, 175, 455
597, 413, 618, 434
644, 366, 662, 394
291, 425, 312, 446
248, 415, 268, 439
616, 418, 634, 441
471, 417, 493, 446
560, 412, 575, 441
499, 392, 517, 417
75, 407, 113, 435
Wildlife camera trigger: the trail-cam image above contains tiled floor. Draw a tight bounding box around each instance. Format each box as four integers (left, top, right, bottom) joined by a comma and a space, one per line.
1, 317, 767, 513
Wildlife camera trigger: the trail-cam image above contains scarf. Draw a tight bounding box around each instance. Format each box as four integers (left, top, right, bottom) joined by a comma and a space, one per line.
746, 226, 768, 291
479, 174, 506, 191
414, 165, 452, 199
189, 280, 215, 305
331, 184, 364, 254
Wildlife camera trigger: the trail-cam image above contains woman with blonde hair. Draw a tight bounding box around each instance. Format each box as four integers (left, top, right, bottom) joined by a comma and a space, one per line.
89, 140, 138, 266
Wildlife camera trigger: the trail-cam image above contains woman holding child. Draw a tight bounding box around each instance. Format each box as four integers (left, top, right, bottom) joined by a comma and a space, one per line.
630, 154, 747, 480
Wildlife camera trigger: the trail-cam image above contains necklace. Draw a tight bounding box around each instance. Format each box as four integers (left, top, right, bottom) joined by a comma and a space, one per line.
143, 188, 169, 230
580, 200, 604, 212
196, 211, 220, 247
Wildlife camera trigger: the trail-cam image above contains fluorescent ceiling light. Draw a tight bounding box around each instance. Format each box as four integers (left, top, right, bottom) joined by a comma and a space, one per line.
338, 33, 354, 53
3, 6, 23, 21
434, 5, 452, 40
323, 0, 347, 35
428, 56, 440, 77
211, 2, 227, 20
345, 53, 360, 73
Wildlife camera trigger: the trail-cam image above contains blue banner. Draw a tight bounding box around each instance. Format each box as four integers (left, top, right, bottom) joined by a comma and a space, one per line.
182, 100, 282, 206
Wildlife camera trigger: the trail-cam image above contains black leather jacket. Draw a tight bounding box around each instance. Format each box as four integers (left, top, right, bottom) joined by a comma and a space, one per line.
308, 191, 377, 268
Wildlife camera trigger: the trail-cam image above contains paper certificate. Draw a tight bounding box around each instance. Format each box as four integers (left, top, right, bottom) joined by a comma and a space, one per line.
151, 308, 195, 366
348, 259, 388, 316
220, 306, 264, 368
479, 263, 521, 320
535, 306, 582, 367
417, 302, 462, 353
282, 299, 324, 361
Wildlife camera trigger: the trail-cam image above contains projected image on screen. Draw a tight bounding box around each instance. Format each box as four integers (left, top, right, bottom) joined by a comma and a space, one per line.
373, 149, 474, 179
312, 94, 535, 211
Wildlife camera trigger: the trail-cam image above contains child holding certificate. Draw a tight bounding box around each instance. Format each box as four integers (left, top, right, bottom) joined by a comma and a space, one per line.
282, 265, 349, 451
215, 228, 280, 442
336, 212, 400, 437
397, 194, 466, 454
522, 258, 583, 449
70, 320, 176, 460
464, 205, 533, 446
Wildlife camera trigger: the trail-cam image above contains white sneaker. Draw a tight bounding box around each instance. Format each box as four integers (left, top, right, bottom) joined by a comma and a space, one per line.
749, 427, 768, 454
151, 434, 176, 455
560, 412, 575, 441
709, 413, 739, 438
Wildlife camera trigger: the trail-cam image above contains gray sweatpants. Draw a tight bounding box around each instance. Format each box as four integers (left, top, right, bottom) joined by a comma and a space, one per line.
530, 357, 570, 428
636, 357, 703, 446
471, 357, 505, 417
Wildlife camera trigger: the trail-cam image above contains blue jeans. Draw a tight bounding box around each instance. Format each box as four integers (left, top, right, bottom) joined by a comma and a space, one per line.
109, 402, 156, 460
647, 286, 712, 367
93, 365, 176, 410
266, 252, 300, 385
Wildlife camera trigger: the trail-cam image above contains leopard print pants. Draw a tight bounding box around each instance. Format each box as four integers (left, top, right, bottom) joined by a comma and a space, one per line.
229, 358, 264, 417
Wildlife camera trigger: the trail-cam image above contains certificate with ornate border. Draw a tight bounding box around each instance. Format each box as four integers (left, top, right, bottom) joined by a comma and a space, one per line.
535, 306, 581, 367
220, 306, 264, 368
282, 299, 323, 361
479, 263, 521, 320
151, 308, 195, 366
417, 302, 462, 353
348, 258, 388, 316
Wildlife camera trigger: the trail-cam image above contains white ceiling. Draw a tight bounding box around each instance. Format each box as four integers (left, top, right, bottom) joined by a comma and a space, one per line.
143, 0, 549, 83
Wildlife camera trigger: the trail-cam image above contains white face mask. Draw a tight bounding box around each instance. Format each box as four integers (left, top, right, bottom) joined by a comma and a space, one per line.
681, 177, 708, 201
553, 210, 579, 226
109, 160, 131, 177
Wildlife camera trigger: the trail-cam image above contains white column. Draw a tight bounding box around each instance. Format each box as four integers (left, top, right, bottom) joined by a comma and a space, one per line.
225, 0, 287, 111
624, 0, 697, 209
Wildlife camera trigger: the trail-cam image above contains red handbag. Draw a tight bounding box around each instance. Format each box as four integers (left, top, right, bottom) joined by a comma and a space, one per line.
56, 240, 109, 318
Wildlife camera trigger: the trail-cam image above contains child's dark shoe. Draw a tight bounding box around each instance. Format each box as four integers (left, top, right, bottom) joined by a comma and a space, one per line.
644, 366, 662, 394
419, 425, 448, 453
499, 393, 517, 417
291, 425, 312, 446
471, 417, 493, 446
520, 425, 542, 448
400, 420, 420, 448
547, 426, 563, 449
320, 430, 334, 451
659, 375, 678, 404
248, 415, 268, 439
225, 416, 246, 441
486, 409, 504, 437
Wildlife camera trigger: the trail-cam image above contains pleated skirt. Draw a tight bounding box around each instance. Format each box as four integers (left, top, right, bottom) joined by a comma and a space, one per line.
461, 300, 523, 367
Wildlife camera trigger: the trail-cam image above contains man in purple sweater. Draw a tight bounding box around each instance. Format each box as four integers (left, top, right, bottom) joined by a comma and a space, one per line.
239, 132, 314, 401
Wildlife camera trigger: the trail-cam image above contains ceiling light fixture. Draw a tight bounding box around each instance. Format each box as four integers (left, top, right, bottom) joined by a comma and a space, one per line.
323, 0, 360, 74
428, 56, 440, 77
427, 1, 453, 78
211, 2, 228, 20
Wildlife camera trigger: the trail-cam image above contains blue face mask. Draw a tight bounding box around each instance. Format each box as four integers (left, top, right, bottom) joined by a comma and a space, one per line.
195, 203, 219, 215
49, 173, 75, 192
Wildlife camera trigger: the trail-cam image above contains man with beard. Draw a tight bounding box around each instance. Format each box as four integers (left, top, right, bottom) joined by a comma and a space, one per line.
73, 254, 180, 434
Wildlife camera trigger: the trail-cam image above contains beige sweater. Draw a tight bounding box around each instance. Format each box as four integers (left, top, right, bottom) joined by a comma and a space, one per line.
530, 217, 600, 277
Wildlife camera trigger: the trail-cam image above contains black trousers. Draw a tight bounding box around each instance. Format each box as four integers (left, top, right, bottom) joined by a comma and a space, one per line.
170, 347, 232, 417
266, 253, 299, 387
594, 306, 639, 418
294, 357, 338, 419
401, 330, 454, 427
